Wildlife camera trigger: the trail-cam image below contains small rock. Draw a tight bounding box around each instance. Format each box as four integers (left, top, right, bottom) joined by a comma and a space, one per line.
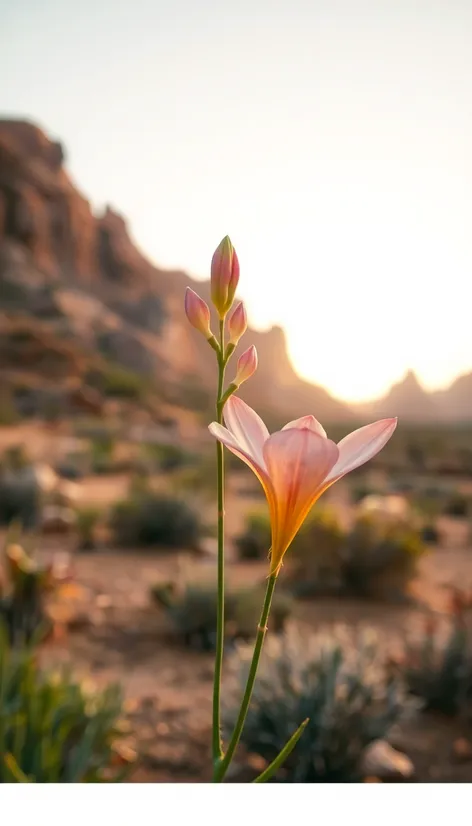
361, 740, 414, 781
247, 753, 267, 772
156, 722, 170, 736
198, 537, 218, 558
453, 738, 472, 763
95, 594, 112, 609
41, 505, 76, 534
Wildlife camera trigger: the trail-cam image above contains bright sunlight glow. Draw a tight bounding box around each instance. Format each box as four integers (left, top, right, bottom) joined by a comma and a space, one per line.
2, 0, 472, 402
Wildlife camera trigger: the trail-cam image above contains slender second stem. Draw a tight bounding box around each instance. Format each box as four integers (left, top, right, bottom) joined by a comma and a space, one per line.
214, 572, 278, 782
212, 319, 226, 766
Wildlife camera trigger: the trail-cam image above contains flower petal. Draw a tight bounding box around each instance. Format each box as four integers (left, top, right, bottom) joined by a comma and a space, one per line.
208, 421, 275, 507
263, 428, 339, 571
223, 396, 269, 469
325, 418, 398, 483
282, 415, 327, 439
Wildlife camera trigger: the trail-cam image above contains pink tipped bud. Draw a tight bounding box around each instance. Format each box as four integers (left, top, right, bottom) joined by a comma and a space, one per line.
210, 236, 240, 318
227, 301, 247, 346
233, 345, 258, 387
184, 287, 212, 339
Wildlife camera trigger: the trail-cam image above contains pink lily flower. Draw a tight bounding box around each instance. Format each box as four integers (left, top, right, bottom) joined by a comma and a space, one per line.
209, 396, 397, 575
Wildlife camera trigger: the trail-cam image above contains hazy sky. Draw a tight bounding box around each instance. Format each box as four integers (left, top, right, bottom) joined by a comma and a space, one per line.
2, 0, 472, 401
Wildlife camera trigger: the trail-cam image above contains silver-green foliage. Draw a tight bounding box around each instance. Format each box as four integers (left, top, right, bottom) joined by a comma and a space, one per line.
225, 626, 408, 782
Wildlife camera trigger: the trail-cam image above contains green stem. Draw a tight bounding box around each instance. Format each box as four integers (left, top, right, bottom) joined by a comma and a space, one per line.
214, 573, 278, 782
212, 319, 226, 765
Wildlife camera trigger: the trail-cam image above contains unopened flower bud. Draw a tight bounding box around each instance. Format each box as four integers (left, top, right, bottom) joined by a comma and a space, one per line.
227, 301, 247, 347
184, 288, 213, 339
233, 345, 258, 387
210, 236, 240, 318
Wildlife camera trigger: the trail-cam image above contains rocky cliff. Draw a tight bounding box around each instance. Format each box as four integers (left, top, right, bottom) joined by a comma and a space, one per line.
0, 119, 352, 425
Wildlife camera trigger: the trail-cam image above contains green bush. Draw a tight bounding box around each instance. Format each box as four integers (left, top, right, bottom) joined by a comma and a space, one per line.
235, 511, 272, 560
151, 581, 294, 650
90, 436, 116, 474
109, 492, 202, 549
224, 626, 407, 782
76, 507, 101, 551
284, 510, 425, 601
237, 507, 345, 576
94, 364, 149, 401
404, 611, 472, 715
284, 507, 346, 594
350, 484, 377, 504
443, 494, 471, 518
0, 386, 19, 426
341, 513, 426, 599
0, 629, 131, 782
0, 451, 42, 529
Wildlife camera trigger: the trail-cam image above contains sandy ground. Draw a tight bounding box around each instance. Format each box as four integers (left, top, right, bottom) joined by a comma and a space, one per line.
2, 423, 472, 782
29, 523, 471, 784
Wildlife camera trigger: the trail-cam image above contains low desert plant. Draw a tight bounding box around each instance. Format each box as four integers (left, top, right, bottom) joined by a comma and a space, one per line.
90, 436, 116, 475
151, 581, 294, 651
0, 628, 132, 782
235, 510, 272, 560
0, 386, 19, 426
443, 494, 471, 518
224, 625, 408, 782
76, 507, 102, 551
403, 592, 472, 715
0, 449, 42, 529
340, 513, 426, 600
97, 363, 149, 401
0, 540, 72, 645
141, 442, 194, 473
284, 507, 346, 594
109, 492, 202, 550
285, 509, 425, 601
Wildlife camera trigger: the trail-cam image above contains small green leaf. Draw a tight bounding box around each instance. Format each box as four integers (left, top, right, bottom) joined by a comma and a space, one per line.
252, 718, 309, 783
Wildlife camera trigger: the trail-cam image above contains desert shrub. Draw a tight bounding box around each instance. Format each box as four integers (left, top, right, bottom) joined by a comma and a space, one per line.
93, 363, 149, 401
403, 596, 472, 715
284, 511, 425, 601
0, 629, 132, 782
0, 386, 19, 426
76, 507, 101, 551
109, 492, 202, 549
90, 436, 116, 474
411, 495, 442, 521
235, 510, 272, 560
151, 581, 294, 651
169, 452, 218, 500
341, 513, 426, 600
0, 451, 42, 529
421, 524, 440, 544
55, 452, 89, 480
285, 507, 346, 594
141, 442, 194, 473
224, 626, 407, 782
350, 484, 377, 504
0, 541, 71, 645
237, 507, 345, 576
443, 494, 471, 518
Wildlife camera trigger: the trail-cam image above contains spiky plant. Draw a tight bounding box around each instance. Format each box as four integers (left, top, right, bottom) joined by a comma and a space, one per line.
0, 626, 133, 782
403, 591, 472, 715
224, 625, 408, 782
